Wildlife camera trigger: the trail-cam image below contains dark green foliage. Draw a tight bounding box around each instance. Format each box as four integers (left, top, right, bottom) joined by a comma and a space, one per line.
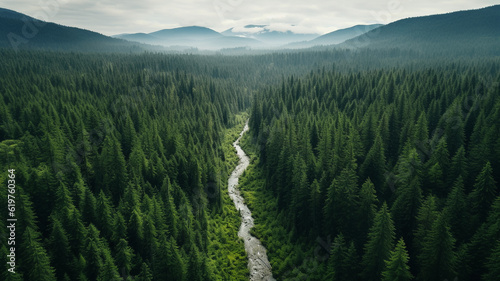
360, 133, 387, 194
361, 202, 396, 281
381, 238, 413, 281
1, 37, 499, 281
358, 179, 378, 241
418, 213, 457, 281
244, 58, 500, 280
442, 177, 469, 242
326, 234, 361, 281
324, 167, 359, 238
466, 196, 500, 280
0, 50, 258, 280
136, 263, 153, 281
391, 149, 422, 241
19, 227, 56, 281
469, 162, 498, 222
483, 240, 500, 281
47, 218, 73, 280
115, 239, 134, 278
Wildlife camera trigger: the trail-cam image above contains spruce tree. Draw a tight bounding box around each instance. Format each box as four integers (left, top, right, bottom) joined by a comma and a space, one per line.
469, 161, 497, 222
114, 238, 134, 278
324, 167, 359, 238
19, 227, 56, 281
161, 176, 179, 239
418, 213, 457, 281
361, 202, 395, 281
413, 195, 439, 254
48, 218, 73, 280
483, 240, 500, 281
136, 262, 153, 281
358, 178, 378, 241
327, 234, 360, 281
442, 176, 469, 242
382, 238, 413, 281
360, 133, 387, 193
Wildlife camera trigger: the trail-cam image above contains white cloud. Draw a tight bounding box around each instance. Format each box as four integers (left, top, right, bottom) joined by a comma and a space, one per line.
265, 23, 317, 34
231, 26, 266, 34
1, 0, 498, 35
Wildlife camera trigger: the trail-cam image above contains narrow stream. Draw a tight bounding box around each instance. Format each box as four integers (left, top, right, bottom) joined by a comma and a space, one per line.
228, 121, 275, 281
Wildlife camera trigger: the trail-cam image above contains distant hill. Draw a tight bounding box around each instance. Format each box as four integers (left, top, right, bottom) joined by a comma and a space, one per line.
342, 5, 500, 55
0, 8, 151, 52
222, 25, 319, 46
151, 26, 221, 39
2, 5, 499, 54
116, 26, 263, 50
286, 24, 383, 48
312, 24, 383, 45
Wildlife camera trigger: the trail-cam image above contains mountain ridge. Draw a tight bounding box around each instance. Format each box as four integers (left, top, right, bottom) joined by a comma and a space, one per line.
1, 5, 499, 54
285, 24, 383, 48
0, 8, 156, 52
115, 26, 262, 50
342, 4, 500, 55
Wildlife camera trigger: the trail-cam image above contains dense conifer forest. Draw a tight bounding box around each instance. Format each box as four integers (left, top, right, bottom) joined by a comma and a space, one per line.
0, 47, 499, 281
0, 50, 256, 280
245, 60, 500, 280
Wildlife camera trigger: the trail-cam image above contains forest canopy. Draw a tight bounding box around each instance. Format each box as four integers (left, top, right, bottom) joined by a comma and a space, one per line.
0, 48, 499, 281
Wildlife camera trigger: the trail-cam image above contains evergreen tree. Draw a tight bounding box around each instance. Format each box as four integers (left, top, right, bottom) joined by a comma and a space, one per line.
127, 207, 144, 252
361, 202, 396, 281
449, 146, 467, 188
95, 190, 114, 239
442, 176, 469, 242
100, 135, 128, 203
413, 195, 439, 254
327, 234, 360, 281
97, 250, 121, 281
290, 154, 310, 233
83, 224, 104, 281
391, 175, 422, 241
358, 178, 378, 241
469, 161, 497, 222
114, 238, 134, 278
19, 227, 56, 281
48, 218, 73, 280
466, 196, 500, 280
483, 240, 500, 281
161, 176, 179, 239
0, 246, 24, 281
381, 238, 413, 281
418, 213, 457, 281
136, 263, 153, 281
360, 133, 387, 194
323, 167, 359, 238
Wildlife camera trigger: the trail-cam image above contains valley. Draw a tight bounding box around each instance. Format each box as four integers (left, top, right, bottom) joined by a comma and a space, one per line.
0, 4, 499, 281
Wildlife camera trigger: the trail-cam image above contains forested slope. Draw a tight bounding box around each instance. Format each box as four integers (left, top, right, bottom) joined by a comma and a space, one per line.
248, 59, 500, 280
342, 5, 500, 56
0, 50, 254, 280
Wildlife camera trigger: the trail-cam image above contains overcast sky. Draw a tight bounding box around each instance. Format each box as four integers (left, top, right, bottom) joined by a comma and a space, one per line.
2, 0, 498, 35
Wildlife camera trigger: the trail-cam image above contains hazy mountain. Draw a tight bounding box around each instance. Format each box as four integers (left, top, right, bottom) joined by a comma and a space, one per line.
222, 25, 319, 46
116, 26, 262, 50
151, 26, 222, 39
2, 5, 499, 54
312, 24, 383, 45
286, 24, 383, 48
0, 7, 31, 20
342, 5, 500, 55
0, 8, 150, 52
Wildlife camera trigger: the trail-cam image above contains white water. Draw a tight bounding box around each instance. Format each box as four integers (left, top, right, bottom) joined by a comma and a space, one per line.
228, 121, 275, 281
